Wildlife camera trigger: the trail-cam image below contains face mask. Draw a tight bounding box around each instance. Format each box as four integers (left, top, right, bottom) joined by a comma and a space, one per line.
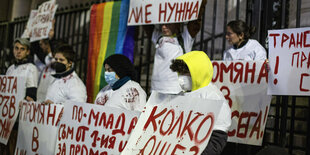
104, 72, 119, 86
178, 75, 192, 92
51, 62, 67, 73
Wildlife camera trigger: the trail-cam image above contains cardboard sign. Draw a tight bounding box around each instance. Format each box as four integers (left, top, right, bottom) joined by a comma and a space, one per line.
21, 10, 39, 39
15, 102, 64, 155
0, 75, 26, 145
122, 92, 224, 155
55, 102, 140, 155
268, 27, 310, 95
212, 61, 272, 145
128, 0, 202, 25
28, 0, 58, 42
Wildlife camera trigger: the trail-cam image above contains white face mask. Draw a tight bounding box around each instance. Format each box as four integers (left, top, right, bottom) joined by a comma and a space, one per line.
178, 75, 192, 92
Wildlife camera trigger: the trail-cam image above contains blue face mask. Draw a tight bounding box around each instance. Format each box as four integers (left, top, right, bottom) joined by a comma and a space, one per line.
104, 71, 119, 86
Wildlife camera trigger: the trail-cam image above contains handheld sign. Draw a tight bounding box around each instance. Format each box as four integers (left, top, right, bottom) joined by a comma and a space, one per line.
212, 61, 272, 145
268, 27, 310, 96
21, 10, 39, 39
128, 0, 202, 25
122, 91, 223, 155
55, 102, 140, 155
0, 75, 26, 145
15, 102, 64, 155
27, 0, 58, 42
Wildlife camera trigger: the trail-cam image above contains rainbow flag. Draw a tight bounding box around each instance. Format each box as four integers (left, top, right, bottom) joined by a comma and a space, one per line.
86, 0, 135, 103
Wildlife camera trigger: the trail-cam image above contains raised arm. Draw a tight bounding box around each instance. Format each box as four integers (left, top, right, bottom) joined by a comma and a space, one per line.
187, 0, 207, 38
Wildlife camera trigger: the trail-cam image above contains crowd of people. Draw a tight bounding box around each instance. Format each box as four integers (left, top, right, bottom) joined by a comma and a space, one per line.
3, 1, 271, 154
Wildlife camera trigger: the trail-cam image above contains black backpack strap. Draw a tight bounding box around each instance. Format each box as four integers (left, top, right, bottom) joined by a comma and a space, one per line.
177, 35, 185, 54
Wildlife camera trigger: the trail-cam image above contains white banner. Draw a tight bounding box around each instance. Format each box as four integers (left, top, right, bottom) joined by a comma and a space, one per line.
268, 27, 310, 95
0, 75, 26, 145
29, 0, 58, 42
122, 92, 223, 155
55, 102, 140, 155
128, 0, 202, 25
212, 61, 272, 146
15, 102, 64, 155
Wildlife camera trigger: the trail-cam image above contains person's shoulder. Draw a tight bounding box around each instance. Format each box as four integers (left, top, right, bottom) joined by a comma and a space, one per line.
201, 83, 225, 100
248, 39, 263, 46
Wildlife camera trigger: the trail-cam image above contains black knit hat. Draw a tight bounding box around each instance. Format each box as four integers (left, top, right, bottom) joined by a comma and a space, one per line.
104, 54, 137, 81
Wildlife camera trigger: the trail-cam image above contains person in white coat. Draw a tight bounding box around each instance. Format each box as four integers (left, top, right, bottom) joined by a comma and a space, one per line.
6, 38, 38, 101
170, 51, 231, 155
223, 20, 267, 61
94, 54, 146, 112
44, 44, 87, 104
143, 0, 207, 94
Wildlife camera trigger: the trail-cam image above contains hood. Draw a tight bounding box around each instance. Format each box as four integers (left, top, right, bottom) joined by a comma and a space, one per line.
176, 51, 213, 91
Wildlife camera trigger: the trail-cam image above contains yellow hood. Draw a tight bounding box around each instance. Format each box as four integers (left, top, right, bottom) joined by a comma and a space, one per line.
176, 51, 213, 91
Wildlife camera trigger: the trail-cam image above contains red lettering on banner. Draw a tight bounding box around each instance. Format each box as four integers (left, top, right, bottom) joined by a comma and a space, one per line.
257, 61, 268, 84
219, 62, 233, 83
304, 31, 310, 47
245, 62, 256, 83
76, 126, 89, 142
118, 140, 127, 152
233, 62, 243, 83
47, 104, 56, 125
143, 106, 167, 132
56, 143, 66, 155
112, 113, 125, 135
289, 33, 296, 48
145, 4, 152, 23
237, 112, 258, 138
167, 3, 176, 22
167, 111, 184, 137
269, 31, 310, 48
58, 124, 74, 141
291, 51, 310, 69
160, 109, 175, 136
220, 86, 232, 108
128, 6, 143, 23
1, 95, 16, 119
0, 118, 12, 139
249, 110, 262, 139
300, 73, 310, 92
171, 144, 186, 154
127, 117, 138, 134
0, 76, 17, 94
32, 126, 39, 152
70, 144, 88, 155
144, 106, 214, 144
189, 146, 199, 155
281, 33, 290, 47
228, 110, 239, 136
159, 3, 167, 22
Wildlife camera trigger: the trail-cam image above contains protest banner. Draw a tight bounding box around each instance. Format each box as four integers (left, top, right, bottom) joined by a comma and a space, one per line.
55, 102, 140, 155
212, 61, 271, 145
128, 0, 202, 25
0, 75, 25, 145
29, 0, 58, 42
268, 27, 310, 95
21, 10, 38, 39
15, 102, 64, 155
122, 92, 224, 155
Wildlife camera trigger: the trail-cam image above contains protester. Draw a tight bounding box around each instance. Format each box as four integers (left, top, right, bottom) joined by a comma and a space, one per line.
223, 20, 267, 61
6, 38, 38, 101
170, 51, 231, 154
94, 54, 146, 112
44, 44, 87, 104
143, 0, 207, 94
36, 40, 67, 103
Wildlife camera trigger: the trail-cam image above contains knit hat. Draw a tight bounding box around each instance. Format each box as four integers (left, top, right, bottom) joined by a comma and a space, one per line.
14, 38, 30, 49
104, 54, 137, 81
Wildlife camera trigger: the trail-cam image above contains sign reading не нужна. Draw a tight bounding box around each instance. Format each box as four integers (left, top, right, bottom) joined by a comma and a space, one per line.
128, 0, 203, 25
